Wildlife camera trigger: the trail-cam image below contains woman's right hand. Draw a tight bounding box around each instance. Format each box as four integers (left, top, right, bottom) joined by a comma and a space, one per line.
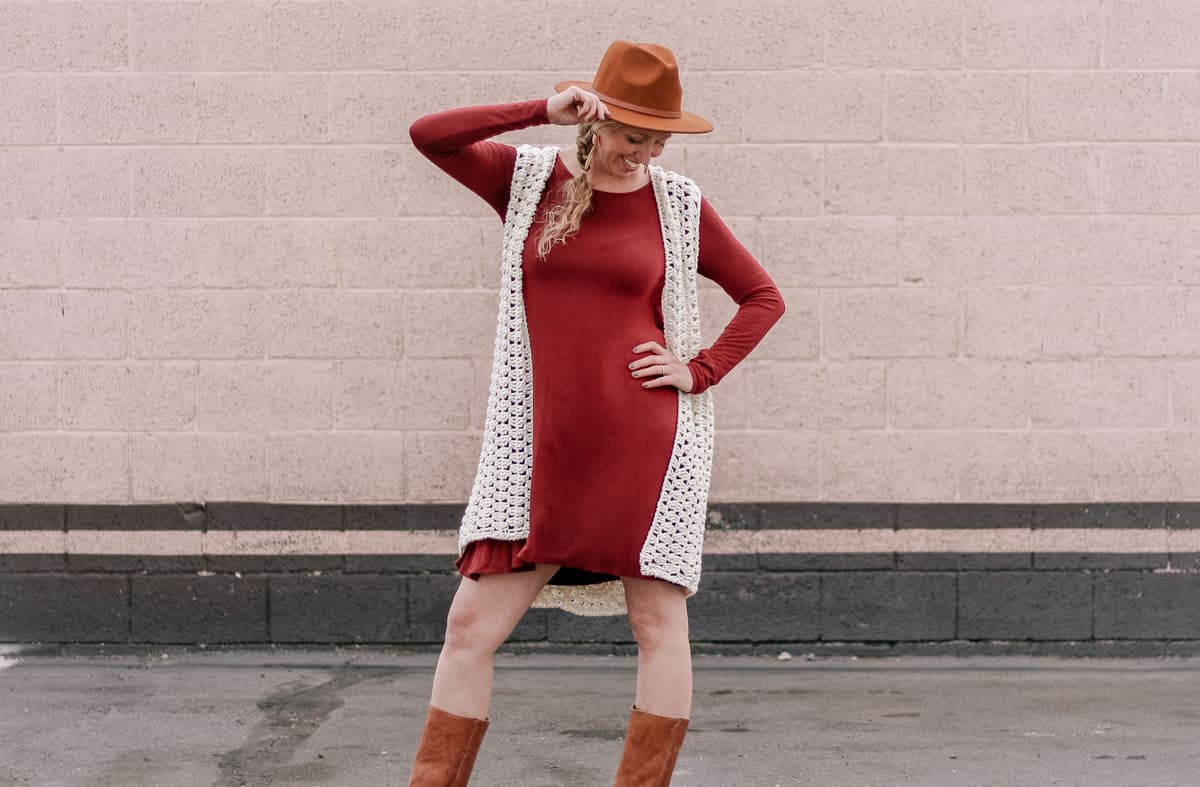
546, 87, 608, 126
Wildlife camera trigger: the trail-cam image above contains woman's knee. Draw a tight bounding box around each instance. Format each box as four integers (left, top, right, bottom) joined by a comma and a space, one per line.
625, 582, 689, 650
442, 567, 556, 653
445, 597, 520, 656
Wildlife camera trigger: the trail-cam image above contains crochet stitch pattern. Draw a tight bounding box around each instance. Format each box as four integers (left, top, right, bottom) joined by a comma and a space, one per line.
638, 168, 715, 593
461, 145, 714, 616
458, 145, 552, 552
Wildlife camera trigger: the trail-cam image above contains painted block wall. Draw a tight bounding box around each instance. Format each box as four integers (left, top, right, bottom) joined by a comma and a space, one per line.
4, 3, 1200, 647
3, 1, 1199, 505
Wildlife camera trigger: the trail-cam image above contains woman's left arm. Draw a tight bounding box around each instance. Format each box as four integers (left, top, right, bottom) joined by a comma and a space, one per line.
685, 198, 786, 395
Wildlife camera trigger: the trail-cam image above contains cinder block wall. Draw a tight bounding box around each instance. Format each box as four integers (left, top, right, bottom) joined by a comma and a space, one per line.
2, 1, 1199, 648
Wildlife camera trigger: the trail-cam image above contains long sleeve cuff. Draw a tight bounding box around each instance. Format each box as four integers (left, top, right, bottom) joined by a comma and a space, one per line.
687, 354, 716, 395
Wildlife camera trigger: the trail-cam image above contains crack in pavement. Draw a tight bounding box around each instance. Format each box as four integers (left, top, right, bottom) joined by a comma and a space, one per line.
213, 665, 412, 787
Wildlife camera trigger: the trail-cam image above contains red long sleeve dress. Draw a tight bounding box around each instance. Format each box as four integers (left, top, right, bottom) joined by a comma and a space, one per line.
410, 100, 785, 589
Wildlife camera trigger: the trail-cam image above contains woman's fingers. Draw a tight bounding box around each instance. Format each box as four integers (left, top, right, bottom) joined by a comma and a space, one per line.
576, 87, 605, 120
547, 87, 608, 125
577, 90, 606, 122
628, 342, 669, 375
632, 341, 666, 355
576, 89, 593, 119
636, 363, 694, 393
628, 342, 693, 392
638, 366, 672, 387
628, 355, 666, 373
628, 357, 669, 377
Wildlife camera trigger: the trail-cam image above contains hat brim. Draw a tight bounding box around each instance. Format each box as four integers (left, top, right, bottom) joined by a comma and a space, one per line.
554, 80, 713, 134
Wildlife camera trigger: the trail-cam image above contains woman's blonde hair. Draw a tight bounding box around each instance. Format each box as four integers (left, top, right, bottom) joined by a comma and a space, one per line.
536, 119, 621, 259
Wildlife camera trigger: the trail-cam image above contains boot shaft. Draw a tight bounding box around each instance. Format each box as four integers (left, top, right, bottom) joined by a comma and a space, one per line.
613, 704, 690, 787
408, 704, 490, 787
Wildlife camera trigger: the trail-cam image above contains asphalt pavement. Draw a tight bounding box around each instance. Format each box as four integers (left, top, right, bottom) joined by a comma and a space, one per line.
2, 645, 1198, 786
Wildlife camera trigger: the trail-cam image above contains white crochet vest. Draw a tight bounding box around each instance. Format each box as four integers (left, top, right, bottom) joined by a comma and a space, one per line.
458, 145, 715, 616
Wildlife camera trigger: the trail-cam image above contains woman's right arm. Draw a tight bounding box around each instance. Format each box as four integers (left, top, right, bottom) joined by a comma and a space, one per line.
408, 99, 550, 216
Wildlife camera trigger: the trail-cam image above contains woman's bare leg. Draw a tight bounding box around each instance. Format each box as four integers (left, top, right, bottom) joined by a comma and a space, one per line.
621, 576, 692, 718
428, 563, 560, 720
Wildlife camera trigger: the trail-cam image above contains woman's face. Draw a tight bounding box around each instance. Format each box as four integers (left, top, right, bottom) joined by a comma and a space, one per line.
592, 124, 671, 182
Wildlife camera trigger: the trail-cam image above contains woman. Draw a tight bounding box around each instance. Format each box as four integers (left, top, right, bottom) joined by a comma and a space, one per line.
407, 40, 784, 786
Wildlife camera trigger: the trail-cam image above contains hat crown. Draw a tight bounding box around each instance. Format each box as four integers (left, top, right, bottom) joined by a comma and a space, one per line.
591, 41, 683, 118
553, 40, 712, 132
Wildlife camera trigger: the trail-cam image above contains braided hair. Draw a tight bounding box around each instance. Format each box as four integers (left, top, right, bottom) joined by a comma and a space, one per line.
536, 119, 620, 259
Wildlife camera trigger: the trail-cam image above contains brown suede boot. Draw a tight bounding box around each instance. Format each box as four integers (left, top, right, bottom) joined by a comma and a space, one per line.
613, 704, 690, 786
408, 704, 489, 787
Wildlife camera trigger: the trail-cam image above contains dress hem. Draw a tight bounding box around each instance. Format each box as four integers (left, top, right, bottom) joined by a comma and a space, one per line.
455, 537, 678, 588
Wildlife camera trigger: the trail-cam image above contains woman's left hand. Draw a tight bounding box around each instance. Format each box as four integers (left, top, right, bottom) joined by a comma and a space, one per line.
629, 341, 693, 393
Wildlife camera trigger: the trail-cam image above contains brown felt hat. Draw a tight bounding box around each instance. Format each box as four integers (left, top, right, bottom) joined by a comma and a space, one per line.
555, 40, 713, 134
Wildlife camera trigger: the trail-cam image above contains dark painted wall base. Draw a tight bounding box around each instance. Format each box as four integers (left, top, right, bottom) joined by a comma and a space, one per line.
2, 502, 1200, 650
3, 569, 1200, 648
